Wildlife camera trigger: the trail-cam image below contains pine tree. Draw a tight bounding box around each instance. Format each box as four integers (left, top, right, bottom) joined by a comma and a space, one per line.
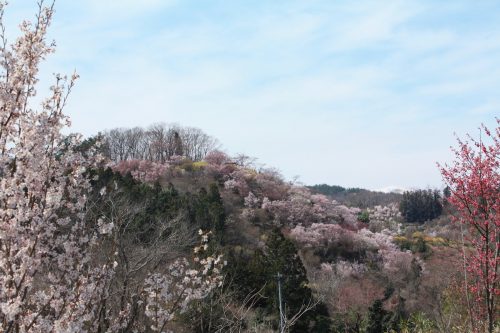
207, 183, 226, 241
366, 300, 389, 333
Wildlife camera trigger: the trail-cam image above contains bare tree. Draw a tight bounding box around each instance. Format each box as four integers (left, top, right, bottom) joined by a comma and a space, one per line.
86, 184, 199, 332
214, 285, 267, 333
282, 298, 321, 333
102, 123, 219, 163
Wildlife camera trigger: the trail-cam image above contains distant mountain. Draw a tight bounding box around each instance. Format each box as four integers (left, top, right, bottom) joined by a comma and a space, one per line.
375, 186, 408, 194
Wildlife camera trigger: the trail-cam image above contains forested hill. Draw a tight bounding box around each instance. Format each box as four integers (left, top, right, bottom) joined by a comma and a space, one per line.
308, 184, 403, 208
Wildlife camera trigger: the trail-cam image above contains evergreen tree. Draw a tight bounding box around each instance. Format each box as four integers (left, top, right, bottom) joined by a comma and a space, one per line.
173, 130, 184, 156
191, 183, 226, 243
366, 300, 389, 333
399, 189, 443, 223
227, 230, 331, 332
207, 183, 226, 241
386, 297, 407, 332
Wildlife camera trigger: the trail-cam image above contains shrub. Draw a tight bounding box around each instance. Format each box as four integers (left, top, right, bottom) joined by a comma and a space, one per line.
358, 210, 370, 223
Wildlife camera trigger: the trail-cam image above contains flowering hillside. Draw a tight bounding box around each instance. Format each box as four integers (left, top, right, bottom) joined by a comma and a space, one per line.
0, 1, 497, 332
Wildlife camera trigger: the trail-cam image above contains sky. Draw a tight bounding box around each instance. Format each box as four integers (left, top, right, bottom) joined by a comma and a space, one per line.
4, 1, 500, 190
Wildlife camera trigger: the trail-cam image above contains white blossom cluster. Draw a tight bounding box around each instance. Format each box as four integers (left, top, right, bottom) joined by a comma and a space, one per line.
291, 224, 423, 277
143, 230, 225, 332
367, 203, 401, 221
320, 260, 366, 279
0, 2, 113, 331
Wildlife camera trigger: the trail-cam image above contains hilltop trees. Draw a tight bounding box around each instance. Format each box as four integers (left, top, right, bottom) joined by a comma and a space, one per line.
439, 120, 499, 333
102, 124, 219, 162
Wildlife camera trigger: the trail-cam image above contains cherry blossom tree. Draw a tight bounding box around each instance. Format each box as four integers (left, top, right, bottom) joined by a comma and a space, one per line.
0, 1, 111, 331
439, 120, 499, 333
0, 2, 224, 332
204, 150, 231, 166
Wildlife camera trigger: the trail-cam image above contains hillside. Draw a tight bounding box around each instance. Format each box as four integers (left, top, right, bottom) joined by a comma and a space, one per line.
73, 125, 470, 332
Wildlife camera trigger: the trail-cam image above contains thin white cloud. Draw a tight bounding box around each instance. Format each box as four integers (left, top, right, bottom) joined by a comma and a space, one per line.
4, 0, 500, 189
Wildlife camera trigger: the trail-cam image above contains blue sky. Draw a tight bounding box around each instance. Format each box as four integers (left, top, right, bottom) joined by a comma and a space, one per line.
6, 1, 500, 190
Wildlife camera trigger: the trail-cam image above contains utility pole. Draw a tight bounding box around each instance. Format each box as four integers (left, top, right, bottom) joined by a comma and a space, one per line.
277, 273, 285, 333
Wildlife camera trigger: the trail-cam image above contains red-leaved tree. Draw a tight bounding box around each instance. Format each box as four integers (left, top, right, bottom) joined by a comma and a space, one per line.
439, 119, 499, 333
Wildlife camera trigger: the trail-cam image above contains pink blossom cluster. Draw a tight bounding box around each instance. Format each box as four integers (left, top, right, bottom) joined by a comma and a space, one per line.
204, 151, 237, 178
111, 159, 170, 182
204, 150, 231, 166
